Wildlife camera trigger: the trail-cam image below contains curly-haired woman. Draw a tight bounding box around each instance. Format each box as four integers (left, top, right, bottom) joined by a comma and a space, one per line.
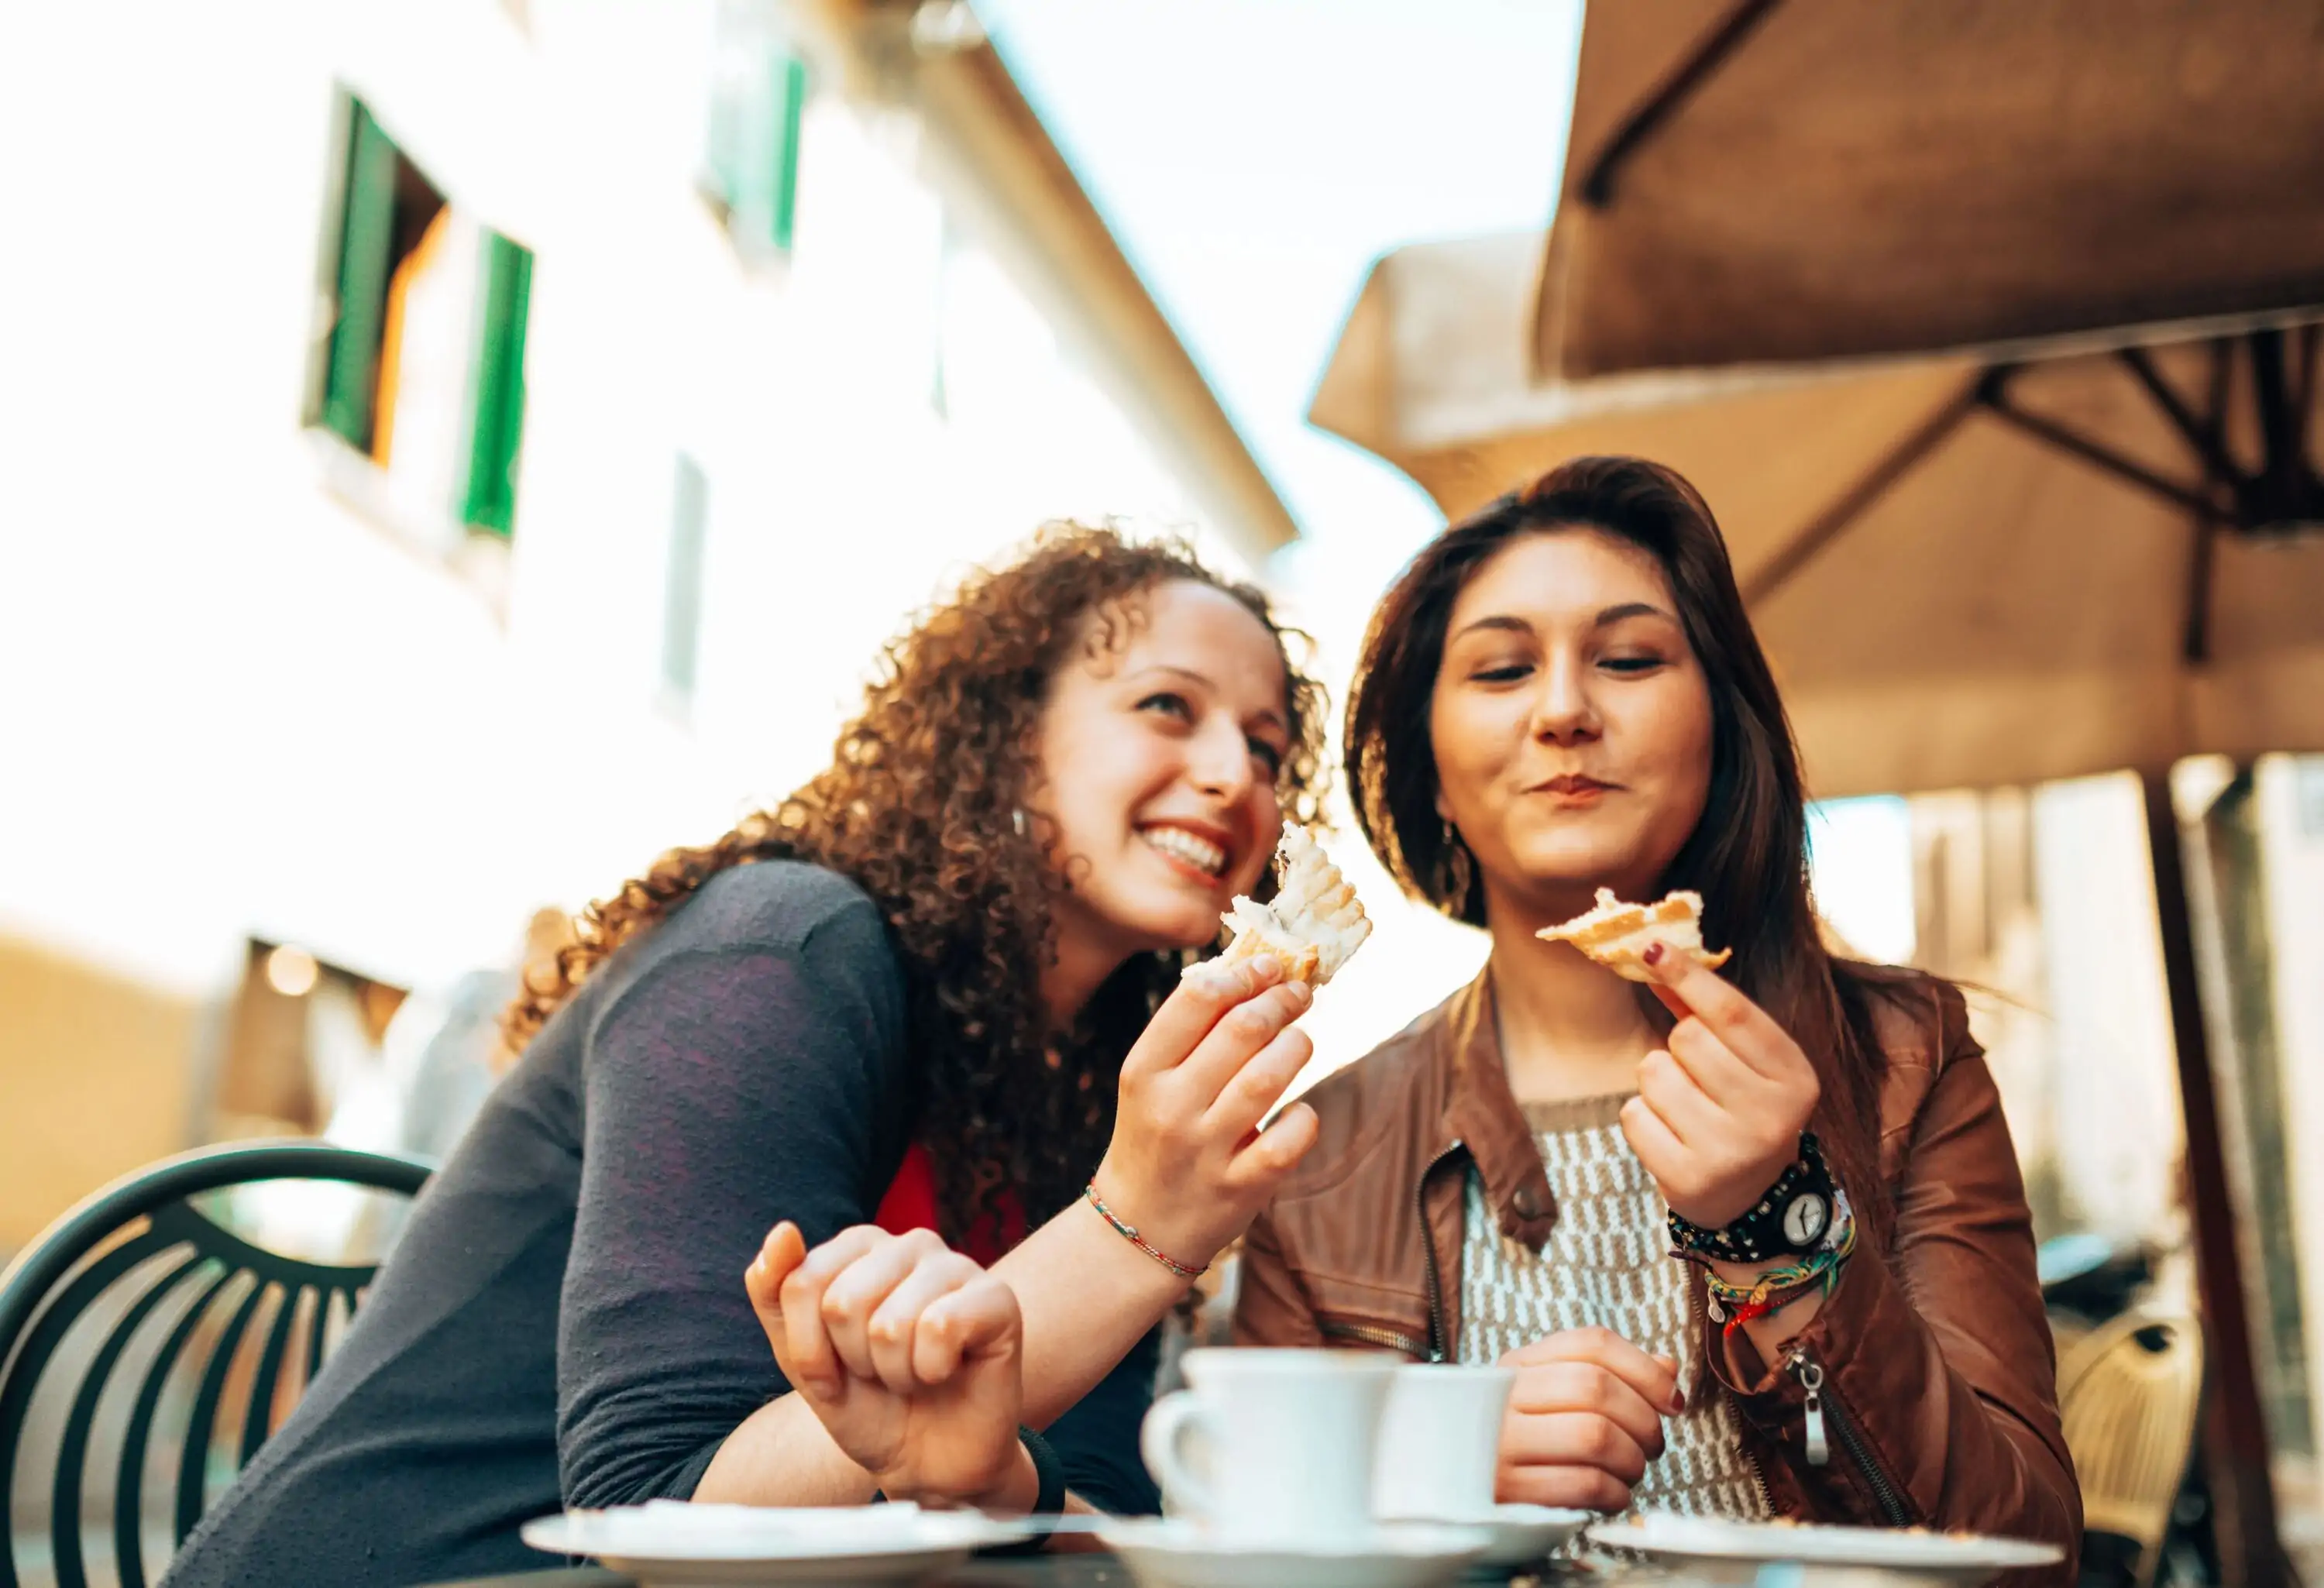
163, 525, 1332, 1588
1234, 459, 2079, 1576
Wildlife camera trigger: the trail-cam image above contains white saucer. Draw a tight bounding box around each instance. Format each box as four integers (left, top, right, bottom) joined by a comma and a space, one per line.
1382, 1504, 1591, 1566
1098, 1519, 1490, 1588
1583, 1512, 2065, 1585
524, 1502, 1012, 1586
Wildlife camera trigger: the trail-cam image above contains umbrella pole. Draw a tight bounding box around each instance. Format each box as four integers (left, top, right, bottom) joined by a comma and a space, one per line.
2141, 768, 2295, 1588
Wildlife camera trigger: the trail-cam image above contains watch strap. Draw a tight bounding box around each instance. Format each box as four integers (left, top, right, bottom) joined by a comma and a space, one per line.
1019, 1425, 1065, 1515
975, 1426, 1067, 1556
1666, 1133, 1837, 1263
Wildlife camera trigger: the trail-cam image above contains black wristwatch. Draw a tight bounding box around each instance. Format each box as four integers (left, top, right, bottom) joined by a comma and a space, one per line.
1666, 1133, 1838, 1263
1019, 1425, 1065, 1516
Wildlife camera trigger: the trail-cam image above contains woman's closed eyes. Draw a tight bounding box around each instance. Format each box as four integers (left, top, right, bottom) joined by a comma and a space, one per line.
1459, 651, 1671, 686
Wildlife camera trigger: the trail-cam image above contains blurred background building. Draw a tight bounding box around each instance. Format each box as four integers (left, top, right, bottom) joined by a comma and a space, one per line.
0, 0, 1294, 1250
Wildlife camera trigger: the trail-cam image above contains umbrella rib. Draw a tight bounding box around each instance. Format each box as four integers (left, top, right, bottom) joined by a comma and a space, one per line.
2248, 328, 2315, 505
1578, 0, 1786, 208
2183, 339, 2237, 665
2293, 323, 2319, 430
2183, 518, 2219, 665
1977, 388, 2226, 522
1738, 374, 1981, 607
2116, 347, 2243, 491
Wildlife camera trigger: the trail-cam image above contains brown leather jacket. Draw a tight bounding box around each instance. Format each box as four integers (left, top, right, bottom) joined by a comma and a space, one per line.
1234, 968, 2081, 1583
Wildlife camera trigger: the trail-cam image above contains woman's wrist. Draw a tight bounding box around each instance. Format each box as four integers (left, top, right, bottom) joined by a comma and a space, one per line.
1086, 1158, 1228, 1280
964, 1438, 1043, 1514
992, 1190, 1197, 1430
1666, 1133, 1835, 1264
875, 1438, 1034, 1512
1707, 1258, 1830, 1315
1694, 1184, 1856, 1369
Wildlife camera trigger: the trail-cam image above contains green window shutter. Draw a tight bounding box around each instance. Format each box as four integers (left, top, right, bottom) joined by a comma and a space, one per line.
770, 53, 806, 252
321, 101, 399, 453
462, 230, 535, 537
662, 454, 710, 699
705, 44, 804, 257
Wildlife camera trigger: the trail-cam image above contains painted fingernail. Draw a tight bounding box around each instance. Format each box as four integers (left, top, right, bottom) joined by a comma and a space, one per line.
1642, 942, 1666, 968
1671, 1387, 1686, 1412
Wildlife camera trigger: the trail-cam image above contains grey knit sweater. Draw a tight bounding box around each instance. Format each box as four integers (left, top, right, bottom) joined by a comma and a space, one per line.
1457, 1093, 1770, 1521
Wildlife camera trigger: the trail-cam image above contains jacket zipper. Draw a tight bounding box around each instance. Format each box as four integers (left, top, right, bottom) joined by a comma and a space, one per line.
1790, 1348, 1910, 1525
1415, 1139, 1463, 1363
1318, 1139, 1464, 1362
1692, 1270, 1778, 1516
1318, 1318, 1431, 1356
1742, 1444, 1776, 1518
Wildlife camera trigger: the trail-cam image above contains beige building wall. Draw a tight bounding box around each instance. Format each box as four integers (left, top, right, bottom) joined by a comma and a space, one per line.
0, 937, 208, 1254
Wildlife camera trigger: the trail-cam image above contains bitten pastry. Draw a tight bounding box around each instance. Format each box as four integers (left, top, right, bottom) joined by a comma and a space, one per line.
1537, 887, 1731, 981
1189, 823, 1372, 988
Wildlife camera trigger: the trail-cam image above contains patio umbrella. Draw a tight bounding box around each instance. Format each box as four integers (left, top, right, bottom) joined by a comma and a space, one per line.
1532, 0, 2324, 379
1315, 239, 2324, 798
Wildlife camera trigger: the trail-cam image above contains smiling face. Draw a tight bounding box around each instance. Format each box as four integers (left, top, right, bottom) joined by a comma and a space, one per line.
1428, 527, 1715, 921
1032, 579, 1293, 960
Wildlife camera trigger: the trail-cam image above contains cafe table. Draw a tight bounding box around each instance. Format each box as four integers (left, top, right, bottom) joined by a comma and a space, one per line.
421, 1556, 1681, 1588
428, 1559, 1188, 1588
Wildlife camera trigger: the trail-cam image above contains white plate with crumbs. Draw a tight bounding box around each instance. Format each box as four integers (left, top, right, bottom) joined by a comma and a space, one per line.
524, 1502, 1014, 1586
1098, 1518, 1491, 1588
1585, 1513, 2064, 1585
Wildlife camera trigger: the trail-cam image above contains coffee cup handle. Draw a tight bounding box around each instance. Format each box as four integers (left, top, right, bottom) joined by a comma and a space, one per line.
1140, 1390, 1215, 1521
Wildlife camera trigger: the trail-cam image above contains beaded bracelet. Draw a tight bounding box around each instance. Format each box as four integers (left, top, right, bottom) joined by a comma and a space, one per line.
1685, 1191, 1858, 1339
1084, 1185, 1206, 1280
1667, 1133, 1835, 1263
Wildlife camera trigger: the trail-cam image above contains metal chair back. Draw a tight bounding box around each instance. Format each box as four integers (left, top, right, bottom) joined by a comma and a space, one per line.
2057, 1308, 2205, 1588
0, 1142, 430, 1588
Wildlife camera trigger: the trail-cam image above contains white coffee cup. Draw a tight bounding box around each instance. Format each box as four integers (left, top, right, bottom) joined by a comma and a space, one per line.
1372, 1363, 1516, 1521
1140, 1348, 1396, 1542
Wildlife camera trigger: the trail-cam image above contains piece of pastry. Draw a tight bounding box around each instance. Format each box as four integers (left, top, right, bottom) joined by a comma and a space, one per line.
1536, 887, 1731, 981
1190, 823, 1373, 988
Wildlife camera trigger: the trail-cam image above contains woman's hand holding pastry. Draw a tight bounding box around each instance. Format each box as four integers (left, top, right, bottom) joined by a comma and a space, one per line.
1093, 955, 1320, 1270
1618, 946, 1820, 1229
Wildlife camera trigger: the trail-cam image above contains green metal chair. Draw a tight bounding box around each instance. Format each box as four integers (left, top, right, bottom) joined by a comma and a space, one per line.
0, 1141, 431, 1588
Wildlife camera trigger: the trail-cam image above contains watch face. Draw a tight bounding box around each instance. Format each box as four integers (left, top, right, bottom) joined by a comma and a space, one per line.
1783, 1191, 1830, 1248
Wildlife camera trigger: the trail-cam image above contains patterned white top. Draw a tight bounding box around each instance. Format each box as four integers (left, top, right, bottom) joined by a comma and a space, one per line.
1456, 1092, 1770, 1522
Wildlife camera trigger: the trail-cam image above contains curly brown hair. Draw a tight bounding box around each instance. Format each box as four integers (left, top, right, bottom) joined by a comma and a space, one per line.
504, 522, 1328, 1241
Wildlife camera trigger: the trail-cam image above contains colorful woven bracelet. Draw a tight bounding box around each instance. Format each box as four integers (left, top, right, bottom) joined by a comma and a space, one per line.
1084, 1185, 1206, 1280
1691, 1195, 1858, 1339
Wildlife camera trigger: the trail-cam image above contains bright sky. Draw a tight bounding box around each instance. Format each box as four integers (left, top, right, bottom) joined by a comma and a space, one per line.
980, 0, 1584, 584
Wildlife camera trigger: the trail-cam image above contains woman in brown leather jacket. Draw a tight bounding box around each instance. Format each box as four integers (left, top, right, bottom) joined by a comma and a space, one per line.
1234, 457, 2080, 1573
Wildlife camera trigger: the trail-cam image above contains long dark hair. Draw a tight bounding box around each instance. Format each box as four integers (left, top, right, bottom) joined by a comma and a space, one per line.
508, 523, 1329, 1243
1345, 456, 1902, 1234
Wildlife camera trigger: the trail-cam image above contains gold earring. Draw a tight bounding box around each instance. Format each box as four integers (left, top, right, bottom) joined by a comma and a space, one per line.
1439, 820, 1473, 915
